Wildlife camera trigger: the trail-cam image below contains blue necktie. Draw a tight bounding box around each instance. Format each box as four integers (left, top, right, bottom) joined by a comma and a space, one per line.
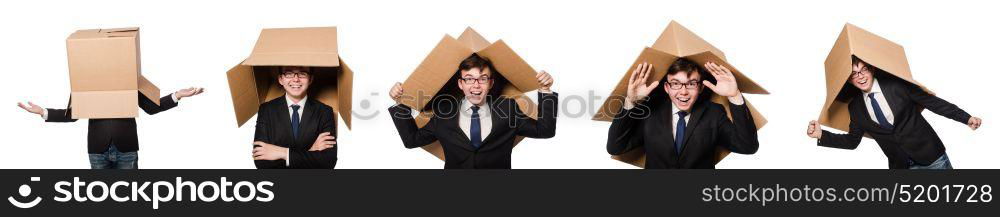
675, 111, 688, 154
868, 93, 894, 129
291, 104, 301, 139
470, 106, 482, 149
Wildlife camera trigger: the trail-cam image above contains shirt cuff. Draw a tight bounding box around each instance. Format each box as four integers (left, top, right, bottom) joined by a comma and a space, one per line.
284, 148, 290, 167
171, 93, 180, 103
41, 109, 48, 120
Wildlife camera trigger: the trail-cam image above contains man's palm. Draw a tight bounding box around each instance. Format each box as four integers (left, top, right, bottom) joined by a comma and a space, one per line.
17, 102, 43, 115
704, 62, 740, 97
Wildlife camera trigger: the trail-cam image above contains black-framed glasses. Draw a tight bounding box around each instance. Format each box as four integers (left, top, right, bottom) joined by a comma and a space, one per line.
667, 80, 701, 90
460, 77, 492, 84
280, 72, 310, 79
850, 66, 871, 78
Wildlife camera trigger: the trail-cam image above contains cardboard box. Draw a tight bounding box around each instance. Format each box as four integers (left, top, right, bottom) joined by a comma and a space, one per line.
226, 27, 353, 133
66, 27, 161, 119
819, 23, 932, 133
593, 21, 769, 168
400, 27, 540, 160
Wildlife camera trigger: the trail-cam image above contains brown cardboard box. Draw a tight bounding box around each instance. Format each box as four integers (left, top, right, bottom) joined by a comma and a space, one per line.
226, 27, 353, 134
593, 21, 769, 168
819, 23, 931, 133
66, 27, 161, 119
399, 27, 540, 160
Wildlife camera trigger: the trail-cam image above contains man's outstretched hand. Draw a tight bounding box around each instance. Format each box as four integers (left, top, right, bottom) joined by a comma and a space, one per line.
175, 87, 205, 100
17, 101, 44, 117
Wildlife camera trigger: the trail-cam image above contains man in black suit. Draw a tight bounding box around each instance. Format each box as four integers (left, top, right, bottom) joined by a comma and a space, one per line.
18, 87, 203, 169
388, 54, 557, 169
806, 56, 981, 169
607, 59, 759, 169
252, 66, 338, 169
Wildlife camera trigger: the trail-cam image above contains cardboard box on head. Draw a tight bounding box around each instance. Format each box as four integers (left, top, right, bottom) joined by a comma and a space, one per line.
399, 27, 541, 160
226, 27, 353, 136
66, 27, 161, 119
820, 23, 932, 133
593, 21, 769, 168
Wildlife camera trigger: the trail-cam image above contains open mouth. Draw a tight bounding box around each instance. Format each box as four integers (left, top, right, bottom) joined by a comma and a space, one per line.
675, 96, 692, 106
289, 84, 303, 91
856, 77, 868, 85
470, 90, 483, 96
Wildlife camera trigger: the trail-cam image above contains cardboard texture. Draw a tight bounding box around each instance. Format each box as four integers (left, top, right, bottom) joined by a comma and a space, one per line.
593, 21, 769, 168
400, 27, 540, 160
65, 27, 161, 119
819, 23, 932, 133
226, 27, 353, 134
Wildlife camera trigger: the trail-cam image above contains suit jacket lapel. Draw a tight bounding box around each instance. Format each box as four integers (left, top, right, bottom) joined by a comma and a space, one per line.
275, 98, 295, 146
651, 102, 675, 162
297, 99, 316, 144
441, 104, 474, 151
679, 101, 706, 156
481, 100, 502, 145
852, 96, 891, 134
878, 78, 903, 124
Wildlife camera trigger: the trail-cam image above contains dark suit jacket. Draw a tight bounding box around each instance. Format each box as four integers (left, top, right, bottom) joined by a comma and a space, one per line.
389, 92, 558, 169
254, 96, 337, 169
607, 97, 759, 169
819, 74, 970, 169
46, 94, 178, 154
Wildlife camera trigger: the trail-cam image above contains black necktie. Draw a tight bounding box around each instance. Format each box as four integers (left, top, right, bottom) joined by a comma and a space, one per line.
470, 106, 482, 149
291, 104, 301, 139
675, 111, 688, 154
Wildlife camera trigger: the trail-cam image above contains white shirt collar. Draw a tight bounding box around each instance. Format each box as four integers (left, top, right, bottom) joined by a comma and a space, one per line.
863, 78, 882, 95
671, 102, 689, 115
461, 99, 486, 112
285, 94, 308, 108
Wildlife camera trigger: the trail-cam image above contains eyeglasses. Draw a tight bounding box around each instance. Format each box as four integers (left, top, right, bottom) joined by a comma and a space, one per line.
460, 77, 492, 84
850, 66, 871, 78
280, 72, 310, 79
667, 80, 701, 90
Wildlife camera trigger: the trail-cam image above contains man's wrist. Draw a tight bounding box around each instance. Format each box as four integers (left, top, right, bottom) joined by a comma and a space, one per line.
727, 93, 745, 105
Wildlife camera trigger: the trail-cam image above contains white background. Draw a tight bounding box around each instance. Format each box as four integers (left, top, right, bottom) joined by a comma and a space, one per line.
1, 0, 996, 169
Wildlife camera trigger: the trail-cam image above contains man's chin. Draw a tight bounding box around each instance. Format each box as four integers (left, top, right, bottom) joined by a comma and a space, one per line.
672, 101, 693, 111
286, 91, 306, 98
467, 97, 484, 105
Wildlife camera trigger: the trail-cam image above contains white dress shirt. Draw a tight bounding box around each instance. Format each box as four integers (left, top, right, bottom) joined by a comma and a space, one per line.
283, 94, 308, 166
862, 79, 895, 125
286, 95, 307, 122
459, 99, 492, 142
671, 103, 690, 140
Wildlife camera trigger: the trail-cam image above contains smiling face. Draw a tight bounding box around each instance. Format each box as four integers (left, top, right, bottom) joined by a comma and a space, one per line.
664, 71, 703, 112
850, 61, 874, 92
457, 67, 493, 106
278, 66, 311, 99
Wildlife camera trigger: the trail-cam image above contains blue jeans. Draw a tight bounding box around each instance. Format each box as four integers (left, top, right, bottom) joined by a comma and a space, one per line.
88, 145, 138, 169
909, 153, 953, 170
